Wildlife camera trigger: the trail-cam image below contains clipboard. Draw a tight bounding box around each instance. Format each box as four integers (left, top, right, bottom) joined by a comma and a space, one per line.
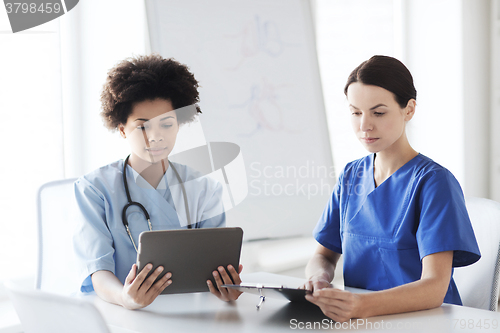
222, 283, 311, 302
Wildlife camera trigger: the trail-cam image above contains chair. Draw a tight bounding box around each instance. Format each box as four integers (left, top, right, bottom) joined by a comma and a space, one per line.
36, 178, 80, 295
453, 196, 500, 311
4, 280, 110, 333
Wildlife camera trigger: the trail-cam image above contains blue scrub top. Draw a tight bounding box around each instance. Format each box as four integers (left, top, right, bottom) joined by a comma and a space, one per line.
313, 153, 480, 305
73, 159, 225, 293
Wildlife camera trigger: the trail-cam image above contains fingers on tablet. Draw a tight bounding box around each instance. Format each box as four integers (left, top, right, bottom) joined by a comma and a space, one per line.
206, 279, 218, 296
154, 271, 172, 294
211, 266, 243, 301
227, 265, 242, 284
214, 266, 229, 284
143, 266, 164, 291
208, 272, 225, 299
125, 264, 138, 285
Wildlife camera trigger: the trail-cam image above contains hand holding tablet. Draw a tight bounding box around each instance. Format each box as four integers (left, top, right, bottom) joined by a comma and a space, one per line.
207, 264, 244, 301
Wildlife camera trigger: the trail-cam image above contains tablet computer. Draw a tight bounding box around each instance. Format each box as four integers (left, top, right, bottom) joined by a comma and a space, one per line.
222, 283, 311, 302
137, 227, 243, 294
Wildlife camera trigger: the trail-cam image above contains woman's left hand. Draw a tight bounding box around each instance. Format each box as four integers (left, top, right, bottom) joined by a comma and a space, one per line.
207, 264, 243, 301
306, 288, 363, 323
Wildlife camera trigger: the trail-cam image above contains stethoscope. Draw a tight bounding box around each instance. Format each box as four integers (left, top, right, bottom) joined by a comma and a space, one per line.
122, 155, 196, 252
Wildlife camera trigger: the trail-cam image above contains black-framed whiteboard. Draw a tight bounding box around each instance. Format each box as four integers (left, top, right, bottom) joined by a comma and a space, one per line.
145, 0, 334, 240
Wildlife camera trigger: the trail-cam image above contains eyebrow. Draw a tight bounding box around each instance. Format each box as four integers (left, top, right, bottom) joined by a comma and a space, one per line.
349, 103, 388, 110
134, 115, 175, 122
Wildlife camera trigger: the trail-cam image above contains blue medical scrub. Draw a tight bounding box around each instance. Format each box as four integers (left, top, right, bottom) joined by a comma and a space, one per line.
73, 159, 225, 293
313, 153, 480, 305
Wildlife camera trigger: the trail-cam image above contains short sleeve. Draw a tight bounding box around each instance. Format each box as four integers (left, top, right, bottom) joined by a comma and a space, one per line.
313, 171, 344, 254
199, 180, 226, 228
73, 178, 116, 293
416, 170, 481, 267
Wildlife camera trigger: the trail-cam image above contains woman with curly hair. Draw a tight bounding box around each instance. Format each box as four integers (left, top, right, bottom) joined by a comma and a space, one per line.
73, 54, 242, 309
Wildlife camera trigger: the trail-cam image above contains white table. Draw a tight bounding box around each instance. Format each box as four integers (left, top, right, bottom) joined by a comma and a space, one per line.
82, 272, 500, 333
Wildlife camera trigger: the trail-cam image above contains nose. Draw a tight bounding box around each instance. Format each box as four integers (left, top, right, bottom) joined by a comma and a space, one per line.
359, 114, 373, 132
143, 126, 164, 143
148, 133, 163, 143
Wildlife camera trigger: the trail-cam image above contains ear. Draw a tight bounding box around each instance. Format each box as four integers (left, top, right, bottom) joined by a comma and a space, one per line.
118, 125, 126, 139
404, 99, 416, 121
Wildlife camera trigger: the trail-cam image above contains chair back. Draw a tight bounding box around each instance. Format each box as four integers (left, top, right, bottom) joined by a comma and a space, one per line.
454, 197, 500, 311
5, 281, 110, 333
36, 178, 80, 294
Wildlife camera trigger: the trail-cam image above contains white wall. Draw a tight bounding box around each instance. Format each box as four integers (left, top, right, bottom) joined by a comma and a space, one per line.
404, 0, 492, 198
462, 0, 491, 198
60, 0, 149, 178
0, 17, 65, 281
315, 0, 395, 175
404, 0, 464, 182
491, 0, 500, 202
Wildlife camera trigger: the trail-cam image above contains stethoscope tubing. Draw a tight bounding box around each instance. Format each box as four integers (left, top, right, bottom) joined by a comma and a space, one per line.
121, 155, 194, 252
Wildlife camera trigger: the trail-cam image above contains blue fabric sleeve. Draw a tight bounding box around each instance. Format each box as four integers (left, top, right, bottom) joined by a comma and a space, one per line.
313, 171, 343, 254
416, 170, 481, 267
199, 179, 226, 228
73, 178, 116, 293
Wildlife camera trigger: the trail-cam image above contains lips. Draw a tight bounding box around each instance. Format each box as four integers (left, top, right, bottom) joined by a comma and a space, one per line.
146, 147, 168, 156
361, 137, 379, 144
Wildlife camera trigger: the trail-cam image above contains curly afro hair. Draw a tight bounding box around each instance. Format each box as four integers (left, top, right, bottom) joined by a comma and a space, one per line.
100, 54, 202, 131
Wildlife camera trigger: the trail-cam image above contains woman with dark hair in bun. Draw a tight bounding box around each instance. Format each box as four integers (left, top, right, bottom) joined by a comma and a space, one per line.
73, 54, 242, 309
302, 55, 480, 322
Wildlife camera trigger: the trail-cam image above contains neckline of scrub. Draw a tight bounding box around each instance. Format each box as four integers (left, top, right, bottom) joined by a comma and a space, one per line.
123, 159, 173, 191
370, 153, 422, 190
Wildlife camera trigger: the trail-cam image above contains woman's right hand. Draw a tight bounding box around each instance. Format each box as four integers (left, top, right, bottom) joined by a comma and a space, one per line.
121, 263, 172, 310
299, 273, 332, 292
301, 246, 340, 293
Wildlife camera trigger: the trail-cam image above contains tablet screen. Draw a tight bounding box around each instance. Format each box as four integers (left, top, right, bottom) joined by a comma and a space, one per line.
137, 227, 243, 294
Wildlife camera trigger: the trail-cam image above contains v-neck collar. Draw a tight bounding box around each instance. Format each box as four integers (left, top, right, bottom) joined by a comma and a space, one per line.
370, 153, 421, 190
126, 163, 174, 191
